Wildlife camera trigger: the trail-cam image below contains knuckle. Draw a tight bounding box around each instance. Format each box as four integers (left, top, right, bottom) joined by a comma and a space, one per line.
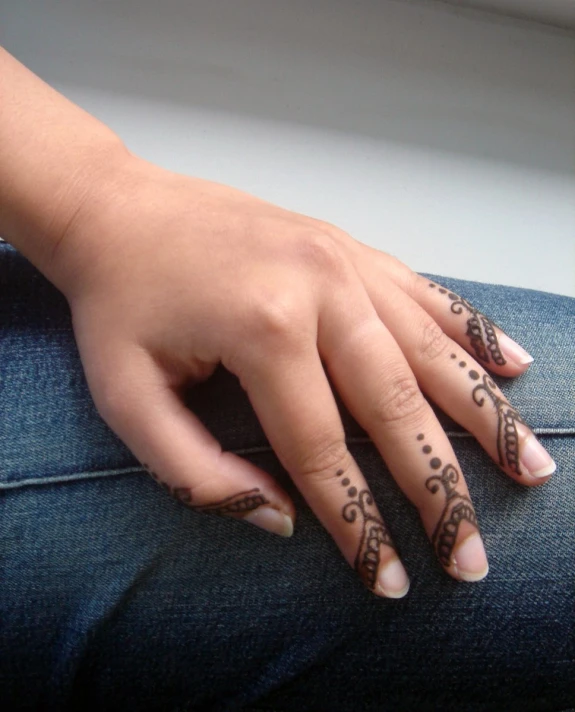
313, 219, 348, 242
248, 294, 303, 345
297, 437, 353, 483
370, 374, 426, 425
418, 318, 449, 362
404, 266, 423, 297
295, 230, 347, 275
93, 377, 134, 427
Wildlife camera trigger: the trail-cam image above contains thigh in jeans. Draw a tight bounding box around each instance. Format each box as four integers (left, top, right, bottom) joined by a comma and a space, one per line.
1, 243, 573, 711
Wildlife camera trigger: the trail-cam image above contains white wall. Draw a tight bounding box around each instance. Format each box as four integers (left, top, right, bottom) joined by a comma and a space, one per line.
2, 0, 574, 296
443, 0, 575, 28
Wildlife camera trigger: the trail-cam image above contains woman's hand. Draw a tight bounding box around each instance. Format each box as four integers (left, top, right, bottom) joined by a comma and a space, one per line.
52, 152, 555, 598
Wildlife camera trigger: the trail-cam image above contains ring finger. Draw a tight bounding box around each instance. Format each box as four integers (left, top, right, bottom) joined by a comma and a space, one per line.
359, 276, 556, 484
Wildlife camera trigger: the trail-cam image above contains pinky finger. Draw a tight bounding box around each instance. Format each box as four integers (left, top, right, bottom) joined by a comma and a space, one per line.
90, 351, 296, 538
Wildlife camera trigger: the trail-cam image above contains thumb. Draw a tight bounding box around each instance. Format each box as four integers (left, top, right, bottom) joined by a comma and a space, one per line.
87, 349, 295, 537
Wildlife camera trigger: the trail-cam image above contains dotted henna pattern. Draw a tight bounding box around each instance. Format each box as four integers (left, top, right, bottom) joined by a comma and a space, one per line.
447, 353, 526, 475
429, 283, 506, 366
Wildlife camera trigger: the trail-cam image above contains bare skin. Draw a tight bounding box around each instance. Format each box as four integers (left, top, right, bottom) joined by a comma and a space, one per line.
0, 46, 555, 598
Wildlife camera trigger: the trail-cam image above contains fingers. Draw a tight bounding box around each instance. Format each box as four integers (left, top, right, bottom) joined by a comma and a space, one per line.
236, 341, 410, 599
317, 289, 489, 583
407, 274, 533, 377
360, 277, 556, 485
341, 237, 532, 377
415, 433, 487, 583
87, 349, 296, 538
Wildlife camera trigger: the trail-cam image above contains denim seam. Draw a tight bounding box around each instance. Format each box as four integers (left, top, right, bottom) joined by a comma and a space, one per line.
0, 429, 573, 491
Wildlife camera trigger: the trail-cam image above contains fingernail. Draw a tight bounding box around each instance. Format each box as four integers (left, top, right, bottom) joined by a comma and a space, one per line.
497, 333, 534, 366
243, 506, 294, 537
453, 533, 489, 582
521, 435, 557, 478
377, 558, 410, 598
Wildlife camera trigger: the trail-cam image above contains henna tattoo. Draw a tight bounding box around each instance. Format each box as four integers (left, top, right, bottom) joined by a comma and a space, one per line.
343, 490, 393, 590
337, 469, 392, 590
447, 352, 526, 474
141, 463, 269, 515
417, 437, 479, 568
429, 283, 506, 366
426, 464, 478, 567
193, 489, 269, 516
472, 374, 525, 474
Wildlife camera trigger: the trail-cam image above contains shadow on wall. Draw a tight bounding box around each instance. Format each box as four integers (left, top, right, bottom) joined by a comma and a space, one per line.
2, 0, 574, 174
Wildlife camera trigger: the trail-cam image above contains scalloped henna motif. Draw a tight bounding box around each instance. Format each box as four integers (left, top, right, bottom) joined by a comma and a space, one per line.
194, 489, 269, 516
343, 489, 393, 590
429, 283, 507, 366
425, 464, 479, 567
448, 293, 506, 366
142, 464, 269, 514
472, 375, 525, 474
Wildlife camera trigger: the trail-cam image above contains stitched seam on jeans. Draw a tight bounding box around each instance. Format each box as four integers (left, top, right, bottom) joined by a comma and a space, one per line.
0, 466, 146, 490
232, 428, 575, 455
0, 429, 573, 490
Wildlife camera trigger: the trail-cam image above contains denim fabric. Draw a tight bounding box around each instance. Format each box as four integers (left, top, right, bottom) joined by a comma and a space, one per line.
0, 241, 574, 712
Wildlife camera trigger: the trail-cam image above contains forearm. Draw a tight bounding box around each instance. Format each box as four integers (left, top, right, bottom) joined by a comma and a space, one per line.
0, 46, 128, 283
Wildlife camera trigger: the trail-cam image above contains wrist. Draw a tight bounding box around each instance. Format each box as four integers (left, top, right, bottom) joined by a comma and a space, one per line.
0, 46, 135, 291
36, 140, 139, 295
1, 132, 130, 286
48, 150, 178, 300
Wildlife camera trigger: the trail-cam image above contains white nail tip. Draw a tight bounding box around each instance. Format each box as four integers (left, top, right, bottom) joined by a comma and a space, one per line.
243, 507, 294, 537
452, 533, 489, 582
457, 562, 489, 583
497, 332, 534, 366
376, 559, 410, 598
531, 461, 557, 478
521, 434, 557, 479
377, 580, 411, 599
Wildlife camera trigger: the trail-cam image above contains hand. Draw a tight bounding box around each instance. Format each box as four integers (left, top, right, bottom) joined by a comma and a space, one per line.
53, 153, 556, 598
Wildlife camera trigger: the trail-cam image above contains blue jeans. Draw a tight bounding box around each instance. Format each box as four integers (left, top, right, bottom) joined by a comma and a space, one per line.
0, 241, 574, 712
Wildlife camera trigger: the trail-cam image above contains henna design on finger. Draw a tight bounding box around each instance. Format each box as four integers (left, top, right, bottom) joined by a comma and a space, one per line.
337, 468, 393, 590
429, 283, 506, 366
426, 465, 478, 567
417, 436, 479, 568
141, 463, 269, 515
343, 491, 393, 589
447, 354, 526, 475
194, 489, 269, 516
471, 375, 525, 475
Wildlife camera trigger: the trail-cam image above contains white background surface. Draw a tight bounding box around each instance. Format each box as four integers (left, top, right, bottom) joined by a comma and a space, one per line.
446, 0, 575, 28
2, 0, 574, 296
